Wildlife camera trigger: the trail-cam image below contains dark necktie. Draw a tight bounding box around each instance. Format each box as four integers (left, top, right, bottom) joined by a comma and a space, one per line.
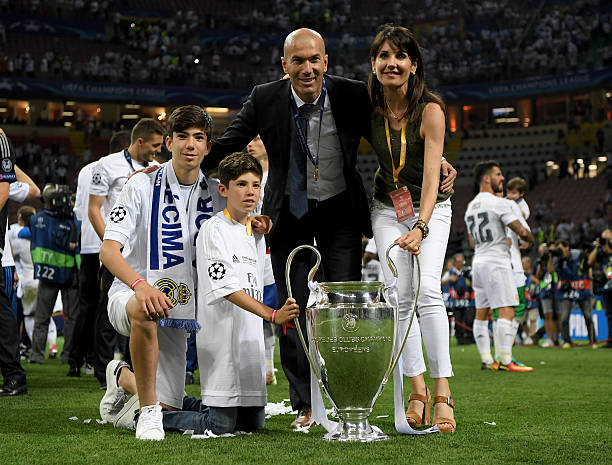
288, 103, 314, 219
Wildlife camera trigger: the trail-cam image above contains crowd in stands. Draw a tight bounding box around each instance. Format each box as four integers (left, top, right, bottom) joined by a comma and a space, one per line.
1, 0, 611, 90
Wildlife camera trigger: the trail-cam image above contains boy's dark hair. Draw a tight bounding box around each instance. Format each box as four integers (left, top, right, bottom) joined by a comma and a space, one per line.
109, 130, 131, 153
166, 105, 213, 140
473, 160, 500, 185
506, 177, 527, 195
218, 152, 263, 187
131, 118, 164, 144
18, 205, 36, 226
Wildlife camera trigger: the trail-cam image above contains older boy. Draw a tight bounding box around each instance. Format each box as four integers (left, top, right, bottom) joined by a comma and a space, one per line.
99, 106, 222, 440
196, 152, 299, 434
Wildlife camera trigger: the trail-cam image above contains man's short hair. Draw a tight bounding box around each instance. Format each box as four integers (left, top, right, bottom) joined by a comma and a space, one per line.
554, 239, 569, 248
17, 205, 36, 225
166, 105, 213, 140
218, 152, 263, 187
506, 177, 527, 195
130, 118, 164, 144
109, 130, 131, 153
473, 160, 500, 185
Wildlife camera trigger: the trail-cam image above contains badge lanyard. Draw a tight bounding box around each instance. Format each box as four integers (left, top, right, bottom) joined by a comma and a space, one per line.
385, 116, 415, 222
289, 79, 326, 180
384, 116, 408, 189
123, 149, 136, 173
223, 208, 252, 236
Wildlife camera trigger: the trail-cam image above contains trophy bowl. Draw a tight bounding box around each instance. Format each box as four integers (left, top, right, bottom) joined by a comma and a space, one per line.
307, 281, 395, 441
287, 244, 412, 442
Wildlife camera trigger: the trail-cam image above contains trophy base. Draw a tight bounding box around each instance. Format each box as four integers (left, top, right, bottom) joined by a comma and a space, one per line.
322, 419, 388, 442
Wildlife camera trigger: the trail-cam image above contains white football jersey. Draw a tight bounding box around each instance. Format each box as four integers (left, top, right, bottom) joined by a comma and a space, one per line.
104, 168, 222, 300
89, 150, 148, 217
196, 212, 273, 407
74, 162, 103, 254
464, 192, 518, 267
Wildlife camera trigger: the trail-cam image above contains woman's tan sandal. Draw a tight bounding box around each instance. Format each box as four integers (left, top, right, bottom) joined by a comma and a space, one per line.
432, 395, 456, 433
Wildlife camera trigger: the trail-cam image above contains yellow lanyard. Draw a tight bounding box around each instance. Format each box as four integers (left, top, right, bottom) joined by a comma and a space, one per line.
223, 208, 252, 236
384, 116, 408, 186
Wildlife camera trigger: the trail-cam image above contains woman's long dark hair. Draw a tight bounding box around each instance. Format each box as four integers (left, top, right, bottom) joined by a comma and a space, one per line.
368, 24, 445, 123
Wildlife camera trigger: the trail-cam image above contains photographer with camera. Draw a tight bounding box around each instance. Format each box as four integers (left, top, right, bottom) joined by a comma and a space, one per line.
447, 254, 475, 345
547, 239, 596, 348
535, 243, 559, 347
29, 184, 79, 370
588, 229, 612, 348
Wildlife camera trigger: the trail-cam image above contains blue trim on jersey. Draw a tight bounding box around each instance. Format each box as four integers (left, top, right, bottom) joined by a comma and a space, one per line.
150, 166, 163, 270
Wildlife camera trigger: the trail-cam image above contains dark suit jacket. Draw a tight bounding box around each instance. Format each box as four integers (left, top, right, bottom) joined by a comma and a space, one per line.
203, 74, 373, 239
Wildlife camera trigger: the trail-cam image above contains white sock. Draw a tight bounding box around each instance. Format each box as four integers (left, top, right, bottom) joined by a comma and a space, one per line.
496, 318, 514, 365
473, 319, 493, 364
511, 319, 521, 344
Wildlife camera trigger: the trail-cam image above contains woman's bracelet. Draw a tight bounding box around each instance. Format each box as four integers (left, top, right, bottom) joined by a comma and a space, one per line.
270, 309, 277, 323
130, 277, 146, 290
412, 219, 429, 239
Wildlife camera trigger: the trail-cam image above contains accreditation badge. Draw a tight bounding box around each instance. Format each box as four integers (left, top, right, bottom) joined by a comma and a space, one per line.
389, 186, 415, 223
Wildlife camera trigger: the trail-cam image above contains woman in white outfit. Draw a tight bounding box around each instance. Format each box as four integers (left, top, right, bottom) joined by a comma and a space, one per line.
367, 24, 455, 433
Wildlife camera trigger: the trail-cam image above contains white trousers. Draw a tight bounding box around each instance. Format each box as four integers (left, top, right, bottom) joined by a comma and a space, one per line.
371, 199, 453, 378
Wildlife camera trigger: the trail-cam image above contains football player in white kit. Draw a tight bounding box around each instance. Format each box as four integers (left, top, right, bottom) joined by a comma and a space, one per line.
464, 161, 534, 372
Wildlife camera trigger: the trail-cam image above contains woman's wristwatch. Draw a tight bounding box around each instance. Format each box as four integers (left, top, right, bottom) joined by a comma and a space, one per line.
412, 219, 429, 239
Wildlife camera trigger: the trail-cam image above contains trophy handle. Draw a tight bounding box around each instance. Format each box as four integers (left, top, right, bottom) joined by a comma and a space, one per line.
381, 243, 421, 385
285, 245, 324, 383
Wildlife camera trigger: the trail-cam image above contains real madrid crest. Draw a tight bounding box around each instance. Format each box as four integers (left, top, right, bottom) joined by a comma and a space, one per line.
154, 278, 191, 306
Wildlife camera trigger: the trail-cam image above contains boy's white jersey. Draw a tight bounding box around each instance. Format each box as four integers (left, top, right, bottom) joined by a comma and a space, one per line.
89, 150, 148, 215
517, 197, 530, 220
75, 161, 103, 254
104, 170, 221, 299
196, 212, 273, 407
507, 200, 530, 287
464, 192, 518, 267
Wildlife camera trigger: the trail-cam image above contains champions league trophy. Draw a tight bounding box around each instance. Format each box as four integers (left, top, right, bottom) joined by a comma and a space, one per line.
286, 243, 419, 442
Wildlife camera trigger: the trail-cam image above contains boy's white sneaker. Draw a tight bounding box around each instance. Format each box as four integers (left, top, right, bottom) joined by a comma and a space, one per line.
114, 394, 139, 430
99, 360, 129, 421
136, 404, 164, 441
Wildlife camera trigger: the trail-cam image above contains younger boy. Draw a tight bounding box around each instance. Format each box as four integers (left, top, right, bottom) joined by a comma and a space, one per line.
99, 105, 222, 440
506, 177, 529, 220
196, 152, 299, 434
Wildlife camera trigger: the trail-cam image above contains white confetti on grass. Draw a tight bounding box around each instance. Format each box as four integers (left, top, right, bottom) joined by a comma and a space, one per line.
376, 415, 390, 418
292, 425, 311, 434
265, 400, 296, 417
191, 430, 253, 439
484, 421, 497, 426
68, 417, 78, 421
83, 419, 91, 424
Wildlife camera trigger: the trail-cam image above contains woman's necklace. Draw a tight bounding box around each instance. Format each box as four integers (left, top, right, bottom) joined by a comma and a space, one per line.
386, 100, 407, 120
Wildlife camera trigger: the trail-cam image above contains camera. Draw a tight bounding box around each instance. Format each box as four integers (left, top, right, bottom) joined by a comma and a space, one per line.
42, 184, 73, 218
549, 247, 564, 258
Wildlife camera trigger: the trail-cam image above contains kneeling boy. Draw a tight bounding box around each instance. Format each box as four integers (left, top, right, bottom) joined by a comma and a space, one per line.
196, 152, 299, 434
99, 105, 221, 440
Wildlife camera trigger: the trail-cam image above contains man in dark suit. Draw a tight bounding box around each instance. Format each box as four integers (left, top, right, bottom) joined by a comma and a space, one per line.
203, 28, 455, 428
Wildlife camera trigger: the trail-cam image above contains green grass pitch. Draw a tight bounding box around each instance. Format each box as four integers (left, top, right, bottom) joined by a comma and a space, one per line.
1, 340, 610, 465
